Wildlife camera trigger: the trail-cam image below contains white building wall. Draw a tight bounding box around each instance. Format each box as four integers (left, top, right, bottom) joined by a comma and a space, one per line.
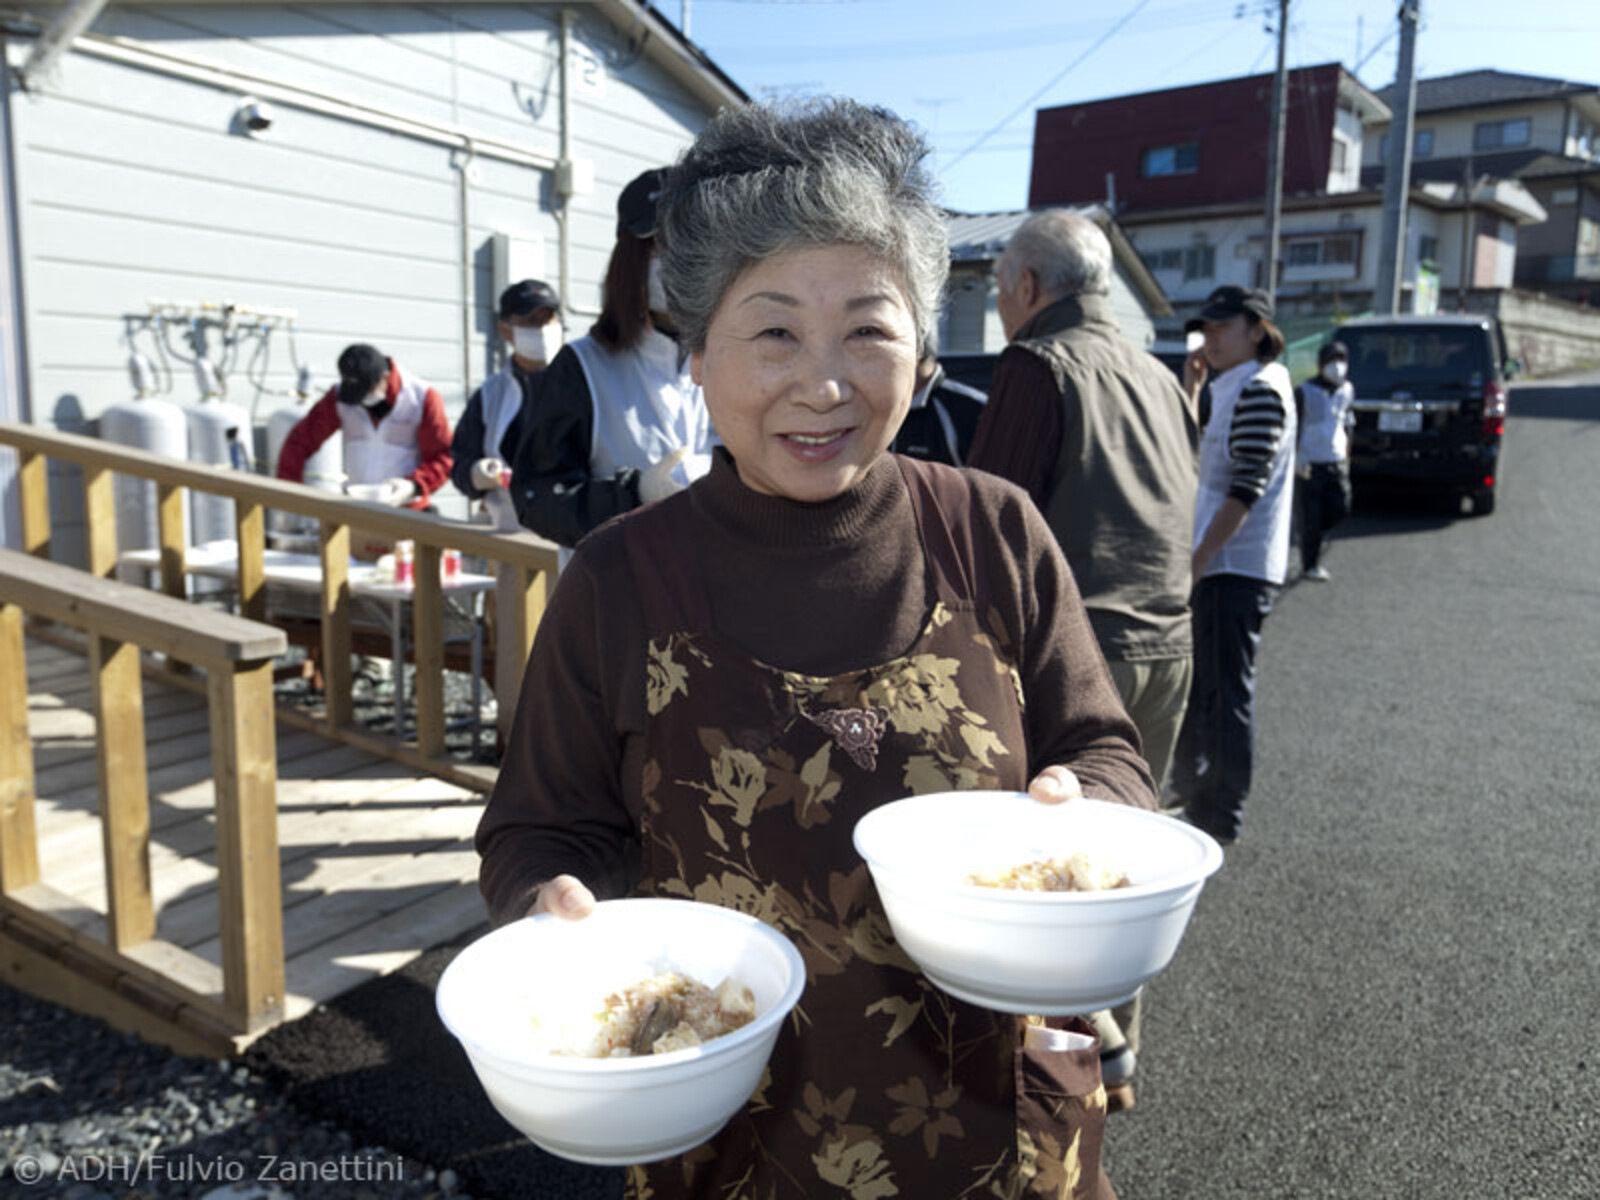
2, 3, 716, 556
1328, 104, 1365, 194
1127, 204, 1467, 309
1364, 102, 1568, 166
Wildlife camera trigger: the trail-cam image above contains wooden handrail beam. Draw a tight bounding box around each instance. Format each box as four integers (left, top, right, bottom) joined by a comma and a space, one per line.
0, 549, 286, 667
0, 422, 558, 573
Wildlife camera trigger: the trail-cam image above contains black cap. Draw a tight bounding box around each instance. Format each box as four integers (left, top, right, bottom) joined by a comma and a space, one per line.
498, 279, 561, 320
335, 343, 388, 404
1318, 339, 1350, 365
616, 167, 668, 239
1184, 284, 1274, 333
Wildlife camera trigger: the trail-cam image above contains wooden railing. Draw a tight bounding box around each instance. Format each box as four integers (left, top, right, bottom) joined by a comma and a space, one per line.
0, 546, 288, 1046
0, 422, 560, 789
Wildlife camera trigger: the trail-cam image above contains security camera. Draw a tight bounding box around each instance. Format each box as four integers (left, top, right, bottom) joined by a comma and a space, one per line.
237, 97, 275, 136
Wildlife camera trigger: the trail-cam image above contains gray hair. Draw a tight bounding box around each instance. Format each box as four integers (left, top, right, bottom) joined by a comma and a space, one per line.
1000, 209, 1113, 300
656, 98, 949, 353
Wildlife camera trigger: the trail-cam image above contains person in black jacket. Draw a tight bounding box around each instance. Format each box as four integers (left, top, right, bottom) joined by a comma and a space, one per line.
450, 279, 562, 527
890, 338, 987, 467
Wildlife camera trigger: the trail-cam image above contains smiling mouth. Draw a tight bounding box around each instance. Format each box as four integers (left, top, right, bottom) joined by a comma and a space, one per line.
782, 430, 852, 446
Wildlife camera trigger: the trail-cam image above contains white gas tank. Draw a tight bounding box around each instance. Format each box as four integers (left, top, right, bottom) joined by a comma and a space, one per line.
100, 392, 188, 554
186, 395, 254, 547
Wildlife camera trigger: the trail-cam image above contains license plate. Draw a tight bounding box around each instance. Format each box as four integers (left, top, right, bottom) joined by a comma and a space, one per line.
1378, 410, 1423, 433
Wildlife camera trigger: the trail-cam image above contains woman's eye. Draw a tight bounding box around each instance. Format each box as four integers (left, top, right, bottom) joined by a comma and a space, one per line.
757, 327, 792, 341
852, 325, 888, 339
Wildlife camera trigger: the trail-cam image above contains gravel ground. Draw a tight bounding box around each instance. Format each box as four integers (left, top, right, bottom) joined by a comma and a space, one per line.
0, 982, 448, 1199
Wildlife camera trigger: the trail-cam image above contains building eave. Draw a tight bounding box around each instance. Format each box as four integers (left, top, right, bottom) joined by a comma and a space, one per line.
24, 0, 750, 111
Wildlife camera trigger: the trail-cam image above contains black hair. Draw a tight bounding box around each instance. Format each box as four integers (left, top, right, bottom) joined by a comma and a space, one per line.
590, 232, 654, 352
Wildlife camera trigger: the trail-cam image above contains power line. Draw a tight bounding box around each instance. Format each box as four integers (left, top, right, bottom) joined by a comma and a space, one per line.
939, 0, 1156, 177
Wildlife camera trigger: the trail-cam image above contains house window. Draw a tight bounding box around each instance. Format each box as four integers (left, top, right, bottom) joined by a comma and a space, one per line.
1183, 242, 1216, 281
1330, 138, 1349, 173
1474, 117, 1532, 150
1138, 247, 1184, 272
1141, 142, 1199, 178
1378, 128, 1433, 160
1419, 235, 1440, 265
1550, 187, 1579, 206
1280, 232, 1361, 274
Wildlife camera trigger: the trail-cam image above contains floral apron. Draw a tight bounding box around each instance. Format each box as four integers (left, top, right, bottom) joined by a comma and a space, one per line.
622, 458, 1110, 1200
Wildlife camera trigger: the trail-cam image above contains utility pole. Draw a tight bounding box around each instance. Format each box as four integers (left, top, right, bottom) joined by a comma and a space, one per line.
1374, 0, 1421, 314
1262, 0, 1290, 302
682, 0, 691, 38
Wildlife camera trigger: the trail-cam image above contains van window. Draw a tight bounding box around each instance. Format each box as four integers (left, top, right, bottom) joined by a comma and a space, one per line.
1340, 326, 1491, 396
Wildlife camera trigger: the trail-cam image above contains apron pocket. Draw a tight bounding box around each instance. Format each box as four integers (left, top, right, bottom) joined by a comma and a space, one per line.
1015, 1017, 1110, 1200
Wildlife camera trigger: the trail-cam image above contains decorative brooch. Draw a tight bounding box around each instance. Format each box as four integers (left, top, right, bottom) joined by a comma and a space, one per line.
800, 703, 890, 772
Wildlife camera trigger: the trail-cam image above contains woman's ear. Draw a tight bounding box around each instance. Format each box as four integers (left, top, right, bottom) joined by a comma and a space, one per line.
690, 349, 704, 385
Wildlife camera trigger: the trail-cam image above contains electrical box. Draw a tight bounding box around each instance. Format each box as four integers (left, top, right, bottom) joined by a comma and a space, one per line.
556, 158, 595, 200
492, 233, 549, 301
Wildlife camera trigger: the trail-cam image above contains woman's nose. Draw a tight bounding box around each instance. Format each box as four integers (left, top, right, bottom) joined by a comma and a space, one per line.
794, 345, 852, 410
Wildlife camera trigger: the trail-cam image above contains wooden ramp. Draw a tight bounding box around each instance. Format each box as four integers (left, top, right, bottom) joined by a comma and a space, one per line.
20, 635, 488, 1036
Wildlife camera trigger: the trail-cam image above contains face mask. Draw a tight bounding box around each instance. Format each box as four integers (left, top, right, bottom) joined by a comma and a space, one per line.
1322, 361, 1348, 385
647, 256, 669, 314
513, 322, 563, 364
360, 385, 387, 408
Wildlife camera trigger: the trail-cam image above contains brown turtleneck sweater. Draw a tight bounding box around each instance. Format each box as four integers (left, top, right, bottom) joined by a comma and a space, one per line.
476, 449, 1154, 924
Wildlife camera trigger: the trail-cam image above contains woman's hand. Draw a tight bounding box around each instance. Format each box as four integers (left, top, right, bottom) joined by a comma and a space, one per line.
1028, 765, 1084, 805
526, 874, 597, 921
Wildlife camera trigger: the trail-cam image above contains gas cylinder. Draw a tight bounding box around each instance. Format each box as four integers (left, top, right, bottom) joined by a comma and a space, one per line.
99, 360, 188, 555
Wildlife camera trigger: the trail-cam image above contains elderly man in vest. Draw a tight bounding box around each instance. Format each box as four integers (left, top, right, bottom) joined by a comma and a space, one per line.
966, 208, 1199, 1114
276, 343, 453, 509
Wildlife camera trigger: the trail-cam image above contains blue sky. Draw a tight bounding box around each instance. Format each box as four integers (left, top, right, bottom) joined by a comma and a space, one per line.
679, 0, 1599, 213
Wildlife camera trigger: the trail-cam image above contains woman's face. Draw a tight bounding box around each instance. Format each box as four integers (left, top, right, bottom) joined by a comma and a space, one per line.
692, 244, 919, 502
1201, 314, 1263, 373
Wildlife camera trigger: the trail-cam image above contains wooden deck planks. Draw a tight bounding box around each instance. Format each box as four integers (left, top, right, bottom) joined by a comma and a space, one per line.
17, 639, 491, 1033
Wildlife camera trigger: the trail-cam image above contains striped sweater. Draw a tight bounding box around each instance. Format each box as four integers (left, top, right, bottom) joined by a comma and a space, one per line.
1225, 376, 1291, 508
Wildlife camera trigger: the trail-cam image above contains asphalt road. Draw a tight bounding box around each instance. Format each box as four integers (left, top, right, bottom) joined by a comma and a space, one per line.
247, 371, 1600, 1200
1103, 369, 1600, 1198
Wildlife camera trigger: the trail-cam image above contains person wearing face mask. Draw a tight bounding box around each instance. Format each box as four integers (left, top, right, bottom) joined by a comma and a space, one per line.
450, 279, 563, 530
508, 168, 714, 562
1293, 340, 1354, 582
275, 342, 453, 509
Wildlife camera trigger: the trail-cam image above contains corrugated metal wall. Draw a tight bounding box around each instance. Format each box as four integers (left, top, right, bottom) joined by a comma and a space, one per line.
3, 2, 715, 557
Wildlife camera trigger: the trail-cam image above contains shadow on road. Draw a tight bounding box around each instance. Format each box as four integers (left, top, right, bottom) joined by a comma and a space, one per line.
1510, 386, 1600, 421
1337, 488, 1460, 538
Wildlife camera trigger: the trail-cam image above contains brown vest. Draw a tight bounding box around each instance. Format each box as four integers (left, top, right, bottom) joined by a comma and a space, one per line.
1013, 294, 1198, 662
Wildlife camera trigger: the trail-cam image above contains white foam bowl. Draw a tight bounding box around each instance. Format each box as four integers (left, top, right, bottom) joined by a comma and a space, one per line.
853, 792, 1223, 1014
435, 898, 805, 1166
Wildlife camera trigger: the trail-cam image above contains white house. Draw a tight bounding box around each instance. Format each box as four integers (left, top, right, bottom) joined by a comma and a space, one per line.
0, 0, 745, 556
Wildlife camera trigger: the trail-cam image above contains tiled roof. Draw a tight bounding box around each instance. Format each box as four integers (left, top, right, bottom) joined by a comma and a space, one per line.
1377, 70, 1598, 114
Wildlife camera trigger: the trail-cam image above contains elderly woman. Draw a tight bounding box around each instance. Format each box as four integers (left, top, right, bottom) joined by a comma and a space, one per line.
477, 99, 1155, 1200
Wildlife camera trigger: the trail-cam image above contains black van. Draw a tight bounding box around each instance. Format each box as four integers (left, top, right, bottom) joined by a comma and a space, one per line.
1334, 314, 1514, 516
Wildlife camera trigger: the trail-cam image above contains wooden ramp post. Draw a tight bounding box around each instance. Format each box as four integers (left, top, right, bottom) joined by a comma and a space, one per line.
0, 602, 40, 892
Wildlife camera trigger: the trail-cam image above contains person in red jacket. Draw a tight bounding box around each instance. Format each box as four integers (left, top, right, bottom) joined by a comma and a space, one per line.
276, 343, 452, 509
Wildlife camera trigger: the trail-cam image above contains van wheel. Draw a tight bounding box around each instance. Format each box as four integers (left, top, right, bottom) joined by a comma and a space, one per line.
1470, 486, 1497, 517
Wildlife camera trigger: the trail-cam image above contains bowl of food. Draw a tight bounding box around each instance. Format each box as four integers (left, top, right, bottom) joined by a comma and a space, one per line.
435, 897, 805, 1165
852, 792, 1222, 1014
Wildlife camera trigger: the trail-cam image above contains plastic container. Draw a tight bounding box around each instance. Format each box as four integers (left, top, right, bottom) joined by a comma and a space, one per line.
435, 898, 806, 1166
853, 793, 1223, 1014
393, 539, 415, 587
